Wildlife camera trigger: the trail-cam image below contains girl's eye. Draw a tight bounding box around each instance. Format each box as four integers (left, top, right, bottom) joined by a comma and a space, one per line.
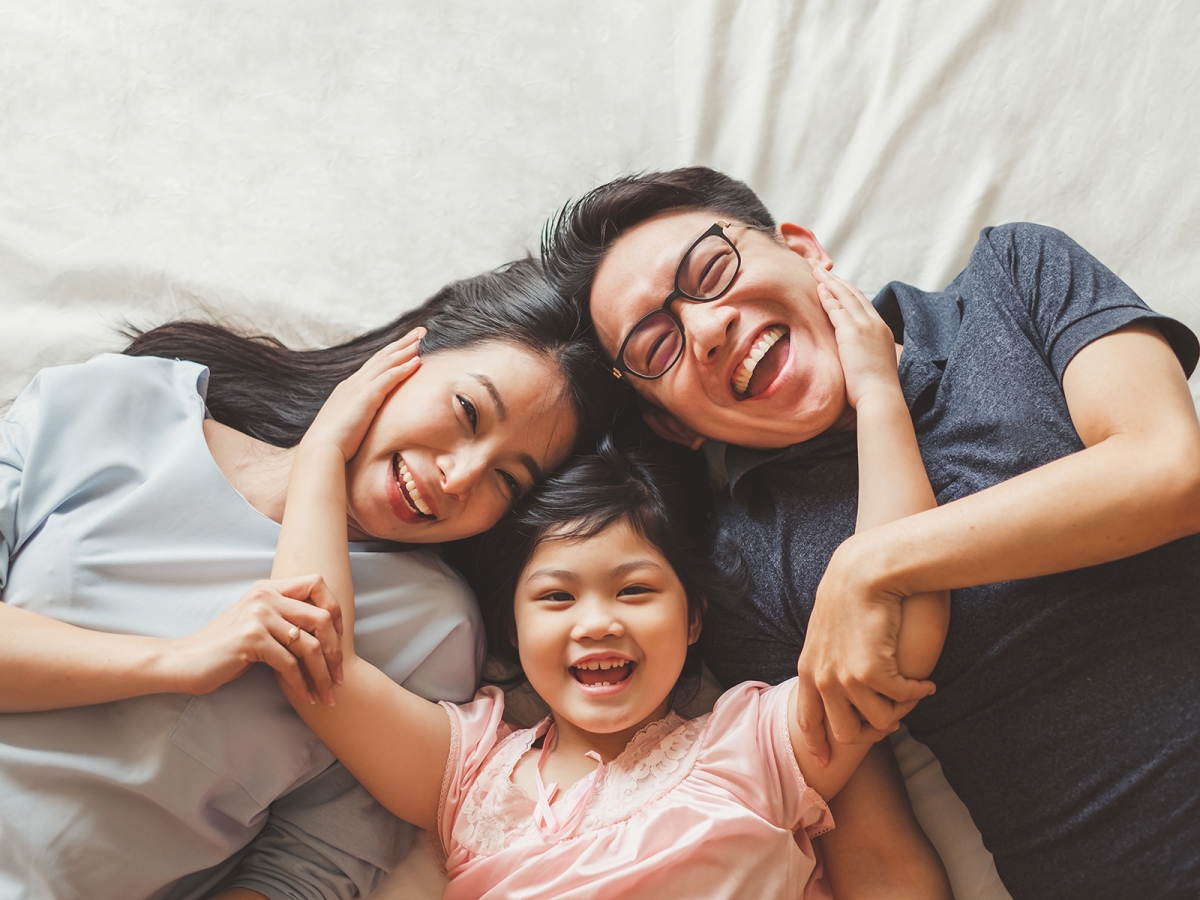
457, 394, 478, 431
499, 470, 521, 499
542, 591, 574, 603
617, 584, 653, 597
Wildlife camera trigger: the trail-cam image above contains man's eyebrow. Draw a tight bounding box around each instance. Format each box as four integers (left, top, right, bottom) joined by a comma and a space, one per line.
469, 373, 506, 421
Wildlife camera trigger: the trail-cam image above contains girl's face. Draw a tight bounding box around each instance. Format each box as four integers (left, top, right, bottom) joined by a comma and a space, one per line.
513, 518, 700, 739
345, 341, 577, 543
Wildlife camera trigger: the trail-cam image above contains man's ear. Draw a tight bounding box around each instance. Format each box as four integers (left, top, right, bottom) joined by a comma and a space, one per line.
642, 405, 706, 451
779, 222, 833, 271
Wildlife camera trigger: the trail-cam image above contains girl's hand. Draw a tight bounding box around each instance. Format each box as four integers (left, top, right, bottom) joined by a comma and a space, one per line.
162, 575, 345, 705
303, 328, 424, 463
814, 267, 901, 409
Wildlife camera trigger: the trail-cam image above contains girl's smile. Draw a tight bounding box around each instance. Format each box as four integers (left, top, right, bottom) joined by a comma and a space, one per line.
513, 518, 700, 755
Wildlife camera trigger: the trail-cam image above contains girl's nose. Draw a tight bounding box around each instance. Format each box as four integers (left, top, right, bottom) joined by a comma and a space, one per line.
570, 597, 624, 641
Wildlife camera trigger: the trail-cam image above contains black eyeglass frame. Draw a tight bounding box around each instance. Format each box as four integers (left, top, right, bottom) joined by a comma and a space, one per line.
611, 220, 743, 381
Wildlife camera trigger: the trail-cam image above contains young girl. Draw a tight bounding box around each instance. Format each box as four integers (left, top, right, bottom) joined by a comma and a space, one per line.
269, 271, 952, 898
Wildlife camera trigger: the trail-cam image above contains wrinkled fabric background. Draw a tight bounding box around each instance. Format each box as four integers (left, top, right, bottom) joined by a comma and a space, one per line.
2, 3, 1196, 898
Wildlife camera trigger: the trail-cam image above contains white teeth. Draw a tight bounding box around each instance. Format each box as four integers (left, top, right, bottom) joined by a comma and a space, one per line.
732, 326, 787, 395
576, 660, 627, 671
396, 460, 434, 517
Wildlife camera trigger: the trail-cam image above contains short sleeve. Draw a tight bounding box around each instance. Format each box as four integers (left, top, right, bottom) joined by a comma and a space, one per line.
700, 679, 833, 839
979, 223, 1199, 381
0, 377, 40, 592
224, 763, 412, 900
436, 687, 511, 859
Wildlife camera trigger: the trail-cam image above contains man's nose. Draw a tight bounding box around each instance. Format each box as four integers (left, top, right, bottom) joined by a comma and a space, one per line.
677, 297, 737, 366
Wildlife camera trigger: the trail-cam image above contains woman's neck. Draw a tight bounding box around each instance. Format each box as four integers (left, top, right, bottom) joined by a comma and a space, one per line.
203, 419, 296, 523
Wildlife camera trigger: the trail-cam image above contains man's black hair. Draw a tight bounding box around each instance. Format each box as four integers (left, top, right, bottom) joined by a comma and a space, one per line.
541, 166, 776, 343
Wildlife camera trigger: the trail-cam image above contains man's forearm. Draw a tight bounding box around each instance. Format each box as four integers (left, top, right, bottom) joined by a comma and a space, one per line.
853, 427, 1200, 598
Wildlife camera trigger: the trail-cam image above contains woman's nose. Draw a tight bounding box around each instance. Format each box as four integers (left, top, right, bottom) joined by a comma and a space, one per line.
438, 449, 488, 498
678, 297, 738, 366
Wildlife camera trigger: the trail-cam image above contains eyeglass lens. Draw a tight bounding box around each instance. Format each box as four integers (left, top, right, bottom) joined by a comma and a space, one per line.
622, 233, 739, 377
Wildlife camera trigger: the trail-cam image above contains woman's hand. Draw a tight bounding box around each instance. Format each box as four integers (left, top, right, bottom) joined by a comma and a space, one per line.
814, 267, 900, 410
162, 575, 345, 705
303, 328, 424, 463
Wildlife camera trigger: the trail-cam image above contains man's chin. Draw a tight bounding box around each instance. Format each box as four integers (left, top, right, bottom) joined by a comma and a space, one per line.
693, 402, 850, 449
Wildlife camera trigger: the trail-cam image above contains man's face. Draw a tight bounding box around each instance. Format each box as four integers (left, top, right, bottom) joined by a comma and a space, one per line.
590, 210, 850, 449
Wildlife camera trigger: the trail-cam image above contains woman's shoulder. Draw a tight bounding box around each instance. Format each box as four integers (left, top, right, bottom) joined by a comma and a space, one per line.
9, 354, 208, 426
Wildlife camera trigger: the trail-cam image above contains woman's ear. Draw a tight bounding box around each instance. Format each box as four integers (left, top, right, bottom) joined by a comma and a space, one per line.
687, 609, 702, 645
778, 222, 833, 271
642, 405, 706, 451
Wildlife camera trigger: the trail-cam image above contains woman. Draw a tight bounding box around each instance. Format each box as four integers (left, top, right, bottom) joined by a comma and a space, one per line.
0, 259, 613, 900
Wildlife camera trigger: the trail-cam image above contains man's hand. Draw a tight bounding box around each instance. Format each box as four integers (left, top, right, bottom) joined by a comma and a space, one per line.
795, 536, 936, 766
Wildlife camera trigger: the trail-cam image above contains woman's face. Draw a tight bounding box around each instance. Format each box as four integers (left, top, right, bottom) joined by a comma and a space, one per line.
344, 341, 577, 543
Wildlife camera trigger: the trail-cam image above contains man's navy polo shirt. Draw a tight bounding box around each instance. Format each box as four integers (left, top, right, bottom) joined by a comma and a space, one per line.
706, 223, 1200, 900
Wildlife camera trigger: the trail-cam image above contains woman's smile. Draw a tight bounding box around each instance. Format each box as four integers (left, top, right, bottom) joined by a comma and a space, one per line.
345, 341, 577, 543
388, 453, 436, 521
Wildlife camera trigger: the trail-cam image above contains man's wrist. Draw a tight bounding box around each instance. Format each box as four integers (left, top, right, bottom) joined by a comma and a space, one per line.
835, 528, 909, 603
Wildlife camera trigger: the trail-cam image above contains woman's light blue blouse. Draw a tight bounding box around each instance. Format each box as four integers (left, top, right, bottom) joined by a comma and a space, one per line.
0, 355, 484, 900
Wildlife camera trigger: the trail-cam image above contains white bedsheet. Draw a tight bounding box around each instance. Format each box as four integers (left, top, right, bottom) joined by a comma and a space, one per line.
3, 2, 1197, 897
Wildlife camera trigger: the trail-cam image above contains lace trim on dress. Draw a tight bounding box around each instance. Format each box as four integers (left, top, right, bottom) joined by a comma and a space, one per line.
776, 689, 833, 839
433, 702, 462, 869
452, 711, 709, 857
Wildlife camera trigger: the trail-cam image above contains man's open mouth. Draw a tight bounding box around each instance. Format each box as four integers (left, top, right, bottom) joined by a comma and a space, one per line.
732, 326, 789, 398
571, 659, 635, 687
393, 453, 436, 519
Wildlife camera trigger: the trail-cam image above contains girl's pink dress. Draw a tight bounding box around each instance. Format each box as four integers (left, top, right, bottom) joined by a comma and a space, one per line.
435, 679, 834, 900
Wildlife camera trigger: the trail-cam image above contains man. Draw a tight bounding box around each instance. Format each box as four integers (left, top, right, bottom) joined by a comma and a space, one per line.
542, 167, 1200, 900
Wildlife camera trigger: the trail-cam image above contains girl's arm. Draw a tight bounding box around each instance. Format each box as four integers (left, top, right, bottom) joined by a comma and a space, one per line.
787, 270, 954, 900
788, 268, 949, 796
269, 332, 451, 834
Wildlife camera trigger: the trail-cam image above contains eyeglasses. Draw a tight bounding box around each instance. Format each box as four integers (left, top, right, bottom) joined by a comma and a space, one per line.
612, 220, 743, 380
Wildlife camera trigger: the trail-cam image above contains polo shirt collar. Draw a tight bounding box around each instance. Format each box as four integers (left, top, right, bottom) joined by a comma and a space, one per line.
724, 279, 963, 489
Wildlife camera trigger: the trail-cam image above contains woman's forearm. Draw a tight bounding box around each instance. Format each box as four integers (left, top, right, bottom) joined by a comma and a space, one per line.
0, 602, 175, 712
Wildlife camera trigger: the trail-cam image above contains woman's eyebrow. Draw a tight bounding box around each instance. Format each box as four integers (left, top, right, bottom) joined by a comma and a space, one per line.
469, 373, 506, 421
519, 453, 544, 484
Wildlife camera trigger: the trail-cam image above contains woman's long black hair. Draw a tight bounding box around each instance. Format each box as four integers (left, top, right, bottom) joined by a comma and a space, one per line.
474, 427, 748, 707
123, 258, 613, 451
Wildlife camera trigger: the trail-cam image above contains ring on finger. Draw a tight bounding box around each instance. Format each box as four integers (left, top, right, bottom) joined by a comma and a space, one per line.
286, 625, 301, 646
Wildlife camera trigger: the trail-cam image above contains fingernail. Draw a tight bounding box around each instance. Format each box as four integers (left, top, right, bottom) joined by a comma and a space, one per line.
307, 693, 317, 705
336, 665, 344, 684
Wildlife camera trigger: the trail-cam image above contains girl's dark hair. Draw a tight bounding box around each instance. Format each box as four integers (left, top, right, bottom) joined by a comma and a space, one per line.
476, 427, 748, 708
123, 258, 614, 451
